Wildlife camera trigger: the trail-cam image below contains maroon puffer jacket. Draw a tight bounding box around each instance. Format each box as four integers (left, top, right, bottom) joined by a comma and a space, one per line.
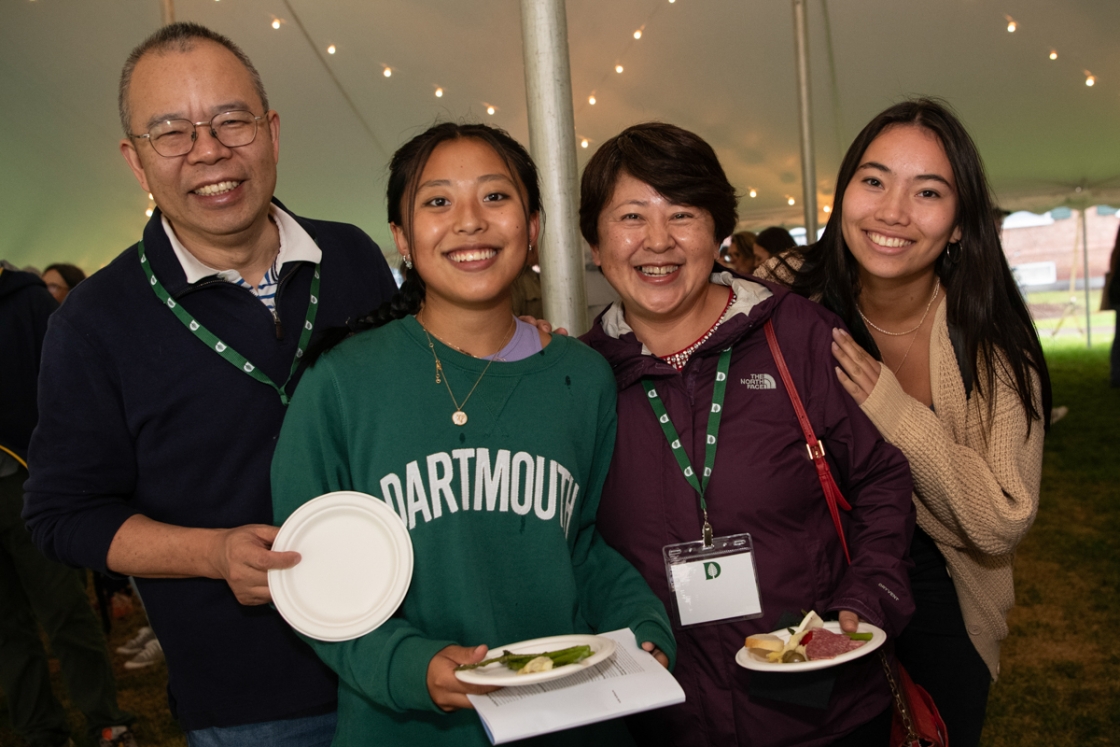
583, 277, 915, 747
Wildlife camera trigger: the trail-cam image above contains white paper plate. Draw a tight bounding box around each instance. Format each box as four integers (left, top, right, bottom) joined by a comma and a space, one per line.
454, 634, 617, 687
269, 491, 413, 642
735, 621, 886, 672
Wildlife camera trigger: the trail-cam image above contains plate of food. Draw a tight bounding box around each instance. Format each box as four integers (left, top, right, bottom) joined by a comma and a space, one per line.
454, 634, 617, 687
735, 611, 886, 672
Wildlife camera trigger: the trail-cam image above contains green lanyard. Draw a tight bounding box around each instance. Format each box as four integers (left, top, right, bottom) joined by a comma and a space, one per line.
642, 347, 732, 547
137, 240, 321, 406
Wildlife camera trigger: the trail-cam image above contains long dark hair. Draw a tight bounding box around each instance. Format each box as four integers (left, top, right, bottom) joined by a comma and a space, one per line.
308, 122, 541, 363
784, 98, 1050, 432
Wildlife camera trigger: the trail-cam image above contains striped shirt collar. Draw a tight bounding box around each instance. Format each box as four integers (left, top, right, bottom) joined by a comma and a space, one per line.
162, 204, 322, 285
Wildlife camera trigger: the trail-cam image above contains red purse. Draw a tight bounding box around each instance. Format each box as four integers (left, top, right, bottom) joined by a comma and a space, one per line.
762, 320, 949, 747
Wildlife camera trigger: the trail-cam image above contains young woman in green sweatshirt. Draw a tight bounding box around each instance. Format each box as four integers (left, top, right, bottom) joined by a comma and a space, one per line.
271, 123, 674, 747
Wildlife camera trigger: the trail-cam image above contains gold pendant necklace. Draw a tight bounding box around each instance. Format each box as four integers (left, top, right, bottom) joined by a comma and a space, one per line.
418, 315, 518, 426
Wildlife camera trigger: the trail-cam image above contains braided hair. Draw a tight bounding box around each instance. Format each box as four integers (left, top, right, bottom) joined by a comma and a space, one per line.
307, 122, 542, 363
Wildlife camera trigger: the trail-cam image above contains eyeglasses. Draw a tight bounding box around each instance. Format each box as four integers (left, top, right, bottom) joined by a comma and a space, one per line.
129, 110, 266, 158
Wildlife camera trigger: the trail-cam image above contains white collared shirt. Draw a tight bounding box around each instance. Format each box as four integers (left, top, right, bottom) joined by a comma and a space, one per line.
162, 204, 322, 314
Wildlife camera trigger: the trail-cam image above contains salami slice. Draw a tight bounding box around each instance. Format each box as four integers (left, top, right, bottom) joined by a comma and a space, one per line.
804, 629, 865, 661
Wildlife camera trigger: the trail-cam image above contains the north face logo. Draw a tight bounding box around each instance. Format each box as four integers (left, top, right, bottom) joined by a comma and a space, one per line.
741, 374, 776, 390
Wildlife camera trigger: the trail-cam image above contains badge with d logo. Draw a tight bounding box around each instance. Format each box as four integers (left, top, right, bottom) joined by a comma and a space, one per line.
662, 533, 762, 628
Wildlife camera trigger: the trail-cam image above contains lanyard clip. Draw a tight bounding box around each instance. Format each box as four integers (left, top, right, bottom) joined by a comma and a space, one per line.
702, 518, 714, 548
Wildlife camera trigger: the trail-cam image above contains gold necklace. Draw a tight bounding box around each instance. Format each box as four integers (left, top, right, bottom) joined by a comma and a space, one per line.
857, 278, 940, 336
858, 280, 941, 375
418, 316, 517, 426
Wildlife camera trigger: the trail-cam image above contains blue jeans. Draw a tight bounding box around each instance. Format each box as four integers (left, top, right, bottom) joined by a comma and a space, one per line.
187, 712, 337, 747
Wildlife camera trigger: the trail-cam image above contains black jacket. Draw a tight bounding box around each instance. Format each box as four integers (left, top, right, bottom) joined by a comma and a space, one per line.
0, 266, 57, 463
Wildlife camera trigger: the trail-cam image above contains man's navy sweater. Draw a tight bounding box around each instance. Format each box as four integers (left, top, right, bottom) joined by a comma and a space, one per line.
24, 202, 398, 731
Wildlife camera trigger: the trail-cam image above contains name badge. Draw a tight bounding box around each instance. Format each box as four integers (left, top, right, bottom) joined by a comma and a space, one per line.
662, 533, 763, 628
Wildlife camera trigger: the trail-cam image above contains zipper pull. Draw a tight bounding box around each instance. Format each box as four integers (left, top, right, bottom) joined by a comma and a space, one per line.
274, 312, 283, 340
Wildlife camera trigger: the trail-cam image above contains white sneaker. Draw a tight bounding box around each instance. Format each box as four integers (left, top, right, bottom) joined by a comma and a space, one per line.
116, 626, 155, 656
124, 637, 164, 670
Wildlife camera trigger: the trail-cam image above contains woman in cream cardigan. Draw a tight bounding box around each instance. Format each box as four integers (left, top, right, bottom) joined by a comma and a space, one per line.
760, 98, 1051, 747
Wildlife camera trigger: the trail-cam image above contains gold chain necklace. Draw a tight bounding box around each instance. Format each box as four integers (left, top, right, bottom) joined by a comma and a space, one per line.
418, 316, 517, 426
858, 279, 941, 375
857, 278, 940, 336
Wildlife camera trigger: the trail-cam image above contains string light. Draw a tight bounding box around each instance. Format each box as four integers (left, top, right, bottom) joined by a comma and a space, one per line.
823, 205, 832, 213
486, 104, 496, 115
615, 64, 624, 74
588, 94, 597, 105
327, 44, 336, 55
633, 28, 643, 39
435, 86, 444, 98
382, 67, 392, 78
787, 197, 796, 206
1005, 15, 1017, 32
749, 189, 757, 198
581, 138, 589, 148
270, 17, 283, 30
1049, 50, 1058, 60
1084, 71, 1095, 86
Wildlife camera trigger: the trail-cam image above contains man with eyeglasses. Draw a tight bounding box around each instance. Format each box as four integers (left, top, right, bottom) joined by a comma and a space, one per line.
24, 22, 396, 747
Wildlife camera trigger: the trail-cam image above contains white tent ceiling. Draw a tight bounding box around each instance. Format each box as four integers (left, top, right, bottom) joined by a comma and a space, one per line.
2, 0, 1119, 272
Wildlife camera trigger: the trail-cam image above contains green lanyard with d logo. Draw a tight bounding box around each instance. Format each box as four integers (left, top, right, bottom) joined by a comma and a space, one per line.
645, 347, 764, 628
138, 241, 321, 406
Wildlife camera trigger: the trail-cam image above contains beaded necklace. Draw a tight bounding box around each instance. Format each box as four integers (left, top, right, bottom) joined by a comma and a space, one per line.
660, 290, 736, 371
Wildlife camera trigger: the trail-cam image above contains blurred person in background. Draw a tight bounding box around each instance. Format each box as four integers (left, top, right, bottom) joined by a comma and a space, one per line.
1, 263, 137, 747
41, 263, 87, 304
722, 231, 758, 276
753, 226, 798, 262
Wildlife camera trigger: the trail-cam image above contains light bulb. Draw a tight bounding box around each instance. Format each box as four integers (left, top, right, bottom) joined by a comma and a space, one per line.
1007, 21, 1016, 32
1049, 50, 1058, 60
633, 29, 642, 39
581, 138, 589, 148
327, 44, 336, 55
271, 18, 281, 29
749, 189, 757, 198
788, 197, 796, 206
1086, 75, 1096, 87
588, 95, 597, 105
823, 205, 832, 213
383, 67, 392, 78
435, 87, 444, 98
615, 64, 624, 74
487, 105, 496, 115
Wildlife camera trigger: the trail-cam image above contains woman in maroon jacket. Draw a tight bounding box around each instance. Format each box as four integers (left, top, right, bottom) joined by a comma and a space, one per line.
579, 123, 916, 747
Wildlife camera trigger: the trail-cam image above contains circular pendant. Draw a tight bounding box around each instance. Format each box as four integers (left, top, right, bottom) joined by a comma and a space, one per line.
452, 411, 468, 426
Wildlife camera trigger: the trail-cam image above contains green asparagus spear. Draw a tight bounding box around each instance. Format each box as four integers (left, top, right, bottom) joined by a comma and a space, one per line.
455, 644, 593, 671
843, 632, 874, 641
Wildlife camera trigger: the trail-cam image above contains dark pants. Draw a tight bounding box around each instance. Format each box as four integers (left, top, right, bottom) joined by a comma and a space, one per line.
0, 466, 133, 746
896, 527, 991, 747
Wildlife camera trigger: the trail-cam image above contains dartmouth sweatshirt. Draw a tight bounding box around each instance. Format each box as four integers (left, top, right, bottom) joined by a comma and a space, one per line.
271, 316, 675, 747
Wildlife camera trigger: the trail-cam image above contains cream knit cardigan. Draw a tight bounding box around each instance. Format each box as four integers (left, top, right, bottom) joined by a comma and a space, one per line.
756, 258, 1044, 679
859, 300, 1043, 680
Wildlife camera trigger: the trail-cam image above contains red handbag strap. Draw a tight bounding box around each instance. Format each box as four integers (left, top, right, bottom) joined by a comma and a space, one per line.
763, 320, 852, 564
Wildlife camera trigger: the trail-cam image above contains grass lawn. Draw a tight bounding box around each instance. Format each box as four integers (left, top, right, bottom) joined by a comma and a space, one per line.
3, 336, 1117, 747
981, 338, 1120, 746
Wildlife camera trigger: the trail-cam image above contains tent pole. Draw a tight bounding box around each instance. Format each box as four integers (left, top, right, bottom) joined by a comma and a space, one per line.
1082, 209, 1092, 348
520, 0, 589, 335
792, 0, 818, 241
161, 0, 175, 26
